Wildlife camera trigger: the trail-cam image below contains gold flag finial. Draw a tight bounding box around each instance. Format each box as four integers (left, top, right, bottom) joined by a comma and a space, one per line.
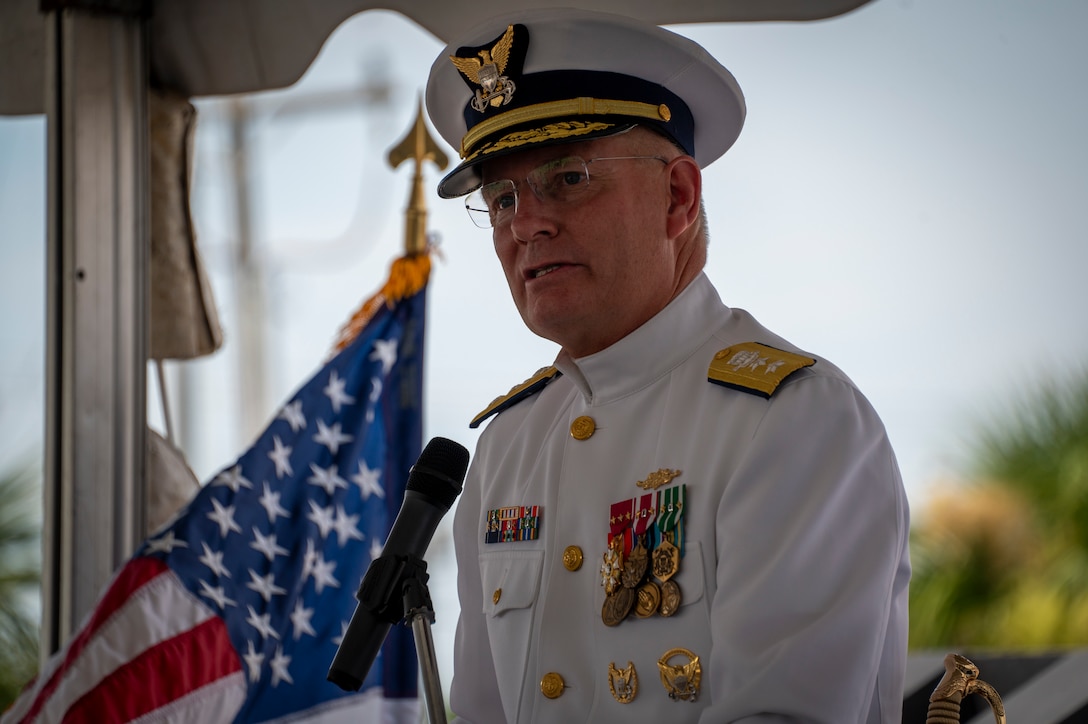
388, 97, 449, 255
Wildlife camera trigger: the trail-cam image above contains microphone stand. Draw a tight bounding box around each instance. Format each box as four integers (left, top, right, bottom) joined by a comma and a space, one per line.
402, 564, 446, 724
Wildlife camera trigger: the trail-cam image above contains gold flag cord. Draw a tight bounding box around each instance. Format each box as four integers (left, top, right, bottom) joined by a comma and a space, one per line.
332, 253, 432, 351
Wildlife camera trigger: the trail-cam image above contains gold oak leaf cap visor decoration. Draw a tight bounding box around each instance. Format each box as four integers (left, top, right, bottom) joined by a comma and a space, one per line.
426, 8, 746, 198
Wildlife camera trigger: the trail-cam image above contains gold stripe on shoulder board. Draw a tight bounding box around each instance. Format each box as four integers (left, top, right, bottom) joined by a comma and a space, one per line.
708, 342, 815, 399
470, 365, 559, 428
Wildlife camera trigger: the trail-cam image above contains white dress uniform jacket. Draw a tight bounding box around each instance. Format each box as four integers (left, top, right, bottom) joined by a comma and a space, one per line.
450, 273, 911, 723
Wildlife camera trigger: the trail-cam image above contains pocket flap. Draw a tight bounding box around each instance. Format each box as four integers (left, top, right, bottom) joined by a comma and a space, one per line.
480, 549, 545, 616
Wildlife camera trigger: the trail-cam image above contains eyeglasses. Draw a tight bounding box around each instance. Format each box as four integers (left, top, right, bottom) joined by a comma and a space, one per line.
464, 155, 667, 228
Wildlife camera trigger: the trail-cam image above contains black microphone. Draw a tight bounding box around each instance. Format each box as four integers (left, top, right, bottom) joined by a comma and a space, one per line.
327, 436, 469, 692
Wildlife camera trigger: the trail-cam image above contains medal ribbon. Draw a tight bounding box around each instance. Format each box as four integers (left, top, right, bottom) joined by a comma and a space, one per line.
610, 498, 635, 557
657, 485, 686, 558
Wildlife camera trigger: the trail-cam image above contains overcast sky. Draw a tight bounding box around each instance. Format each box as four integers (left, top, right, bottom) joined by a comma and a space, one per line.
1, 0, 1086, 692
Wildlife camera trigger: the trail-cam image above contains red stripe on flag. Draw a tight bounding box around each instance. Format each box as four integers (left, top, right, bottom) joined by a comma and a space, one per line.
19, 557, 169, 723
63, 616, 241, 722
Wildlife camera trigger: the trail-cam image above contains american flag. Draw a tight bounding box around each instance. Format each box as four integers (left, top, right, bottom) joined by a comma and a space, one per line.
5, 280, 428, 723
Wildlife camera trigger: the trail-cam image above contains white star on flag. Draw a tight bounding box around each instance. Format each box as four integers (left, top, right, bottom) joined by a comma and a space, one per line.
308, 462, 348, 496
370, 338, 399, 375
258, 482, 289, 523
352, 461, 384, 500
323, 370, 355, 413
332, 505, 365, 547
246, 606, 280, 641
289, 600, 316, 641
244, 641, 264, 683
313, 418, 353, 455
146, 531, 186, 555
278, 400, 306, 433
270, 647, 294, 687
268, 435, 294, 479
251, 528, 289, 561
246, 569, 287, 603
199, 580, 237, 610
199, 542, 231, 578
207, 498, 244, 538
214, 465, 254, 492
307, 500, 336, 539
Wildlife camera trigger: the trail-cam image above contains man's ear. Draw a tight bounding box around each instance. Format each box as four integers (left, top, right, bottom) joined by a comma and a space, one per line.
665, 156, 702, 240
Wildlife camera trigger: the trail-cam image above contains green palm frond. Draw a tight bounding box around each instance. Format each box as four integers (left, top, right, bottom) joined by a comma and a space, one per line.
0, 459, 42, 710
910, 368, 1088, 650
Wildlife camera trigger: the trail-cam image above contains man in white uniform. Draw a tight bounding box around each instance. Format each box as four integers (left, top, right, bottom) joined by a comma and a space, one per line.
425, 8, 911, 723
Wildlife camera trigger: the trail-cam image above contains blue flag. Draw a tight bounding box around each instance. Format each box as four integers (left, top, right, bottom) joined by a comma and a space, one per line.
5, 269, 428, 723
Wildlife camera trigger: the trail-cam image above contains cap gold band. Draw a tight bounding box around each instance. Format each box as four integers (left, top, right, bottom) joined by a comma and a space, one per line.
460, 96, 671, 158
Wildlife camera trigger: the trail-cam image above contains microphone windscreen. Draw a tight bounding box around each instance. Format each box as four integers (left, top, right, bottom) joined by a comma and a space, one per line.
406, 436, 469, 510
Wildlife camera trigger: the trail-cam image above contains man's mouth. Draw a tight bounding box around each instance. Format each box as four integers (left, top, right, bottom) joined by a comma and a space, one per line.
531, 264, 561, 279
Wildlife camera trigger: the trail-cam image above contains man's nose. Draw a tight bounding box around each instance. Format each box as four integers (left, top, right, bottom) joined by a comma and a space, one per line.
508, 187, 558, 244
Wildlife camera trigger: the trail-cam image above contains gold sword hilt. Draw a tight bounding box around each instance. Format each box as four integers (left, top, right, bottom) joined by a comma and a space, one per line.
926, 653, 1007, 724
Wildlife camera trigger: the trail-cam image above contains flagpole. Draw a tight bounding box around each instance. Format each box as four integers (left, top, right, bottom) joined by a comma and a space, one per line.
388, 98, 450, 724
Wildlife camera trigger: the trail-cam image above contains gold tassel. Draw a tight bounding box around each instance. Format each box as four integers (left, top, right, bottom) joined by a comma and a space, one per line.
332, 251, 431, 352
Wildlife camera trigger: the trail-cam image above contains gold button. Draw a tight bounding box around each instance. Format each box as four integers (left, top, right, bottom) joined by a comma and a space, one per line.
493, 588, 502, 604
570, 415, 596, 440
540, 672, 565, 699
658, 103, 672, 122
563, 545, 584, 571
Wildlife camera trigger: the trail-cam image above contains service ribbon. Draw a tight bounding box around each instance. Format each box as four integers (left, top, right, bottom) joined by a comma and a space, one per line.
657, 485, 686, 558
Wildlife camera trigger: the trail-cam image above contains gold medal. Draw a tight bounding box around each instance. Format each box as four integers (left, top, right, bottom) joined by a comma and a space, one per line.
635, 580, 661, 618
608, 661, 638, 704
659, 579, 682, 617
602, 586, 634, 626
652, 536, 680, 582
600, 544, 622, 595
621, 537, 649, 588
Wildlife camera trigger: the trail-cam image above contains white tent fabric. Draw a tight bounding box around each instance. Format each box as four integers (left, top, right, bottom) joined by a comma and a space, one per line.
0, 0, 870, 115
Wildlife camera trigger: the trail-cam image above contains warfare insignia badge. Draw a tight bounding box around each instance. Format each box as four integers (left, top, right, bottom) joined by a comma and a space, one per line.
636, 468, 681, 490
658, 648, 702, 702
608, 661, 638, 704
449, 24, 525, 112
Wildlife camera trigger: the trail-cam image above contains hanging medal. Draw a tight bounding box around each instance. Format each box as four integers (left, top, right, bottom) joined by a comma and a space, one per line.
628, 493, 661, 616
653, 484, 686, 617
622, 493, 655, 587
603, 498, 634, 594
602, 498, 635, 626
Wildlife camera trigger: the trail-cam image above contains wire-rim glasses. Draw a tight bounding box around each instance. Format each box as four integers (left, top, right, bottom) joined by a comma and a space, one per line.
464, 155, 667, 229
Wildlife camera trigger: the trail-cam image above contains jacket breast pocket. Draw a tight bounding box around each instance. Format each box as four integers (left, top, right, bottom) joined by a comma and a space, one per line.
480, 548, 544, 615
478, 549, 544, 686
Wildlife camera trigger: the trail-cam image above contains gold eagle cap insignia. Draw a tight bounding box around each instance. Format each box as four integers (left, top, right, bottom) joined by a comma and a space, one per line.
449, 25, 518, 111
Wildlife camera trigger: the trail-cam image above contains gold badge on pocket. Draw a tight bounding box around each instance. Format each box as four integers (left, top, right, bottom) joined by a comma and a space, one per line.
658, 647, 702, 702
608, 661, 638, 703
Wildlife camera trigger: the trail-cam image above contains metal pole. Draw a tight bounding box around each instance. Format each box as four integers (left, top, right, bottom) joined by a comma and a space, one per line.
42, 2, 149, 654
226, 98, 270, 442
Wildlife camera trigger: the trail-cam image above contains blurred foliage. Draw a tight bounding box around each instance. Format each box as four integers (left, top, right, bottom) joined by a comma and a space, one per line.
0, 460, 41, 712
909, 367, 1088, 649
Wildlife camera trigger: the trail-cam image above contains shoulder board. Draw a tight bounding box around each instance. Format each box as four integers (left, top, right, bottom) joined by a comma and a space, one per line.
470, 366, 560, 429
707, 342, 816, 399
